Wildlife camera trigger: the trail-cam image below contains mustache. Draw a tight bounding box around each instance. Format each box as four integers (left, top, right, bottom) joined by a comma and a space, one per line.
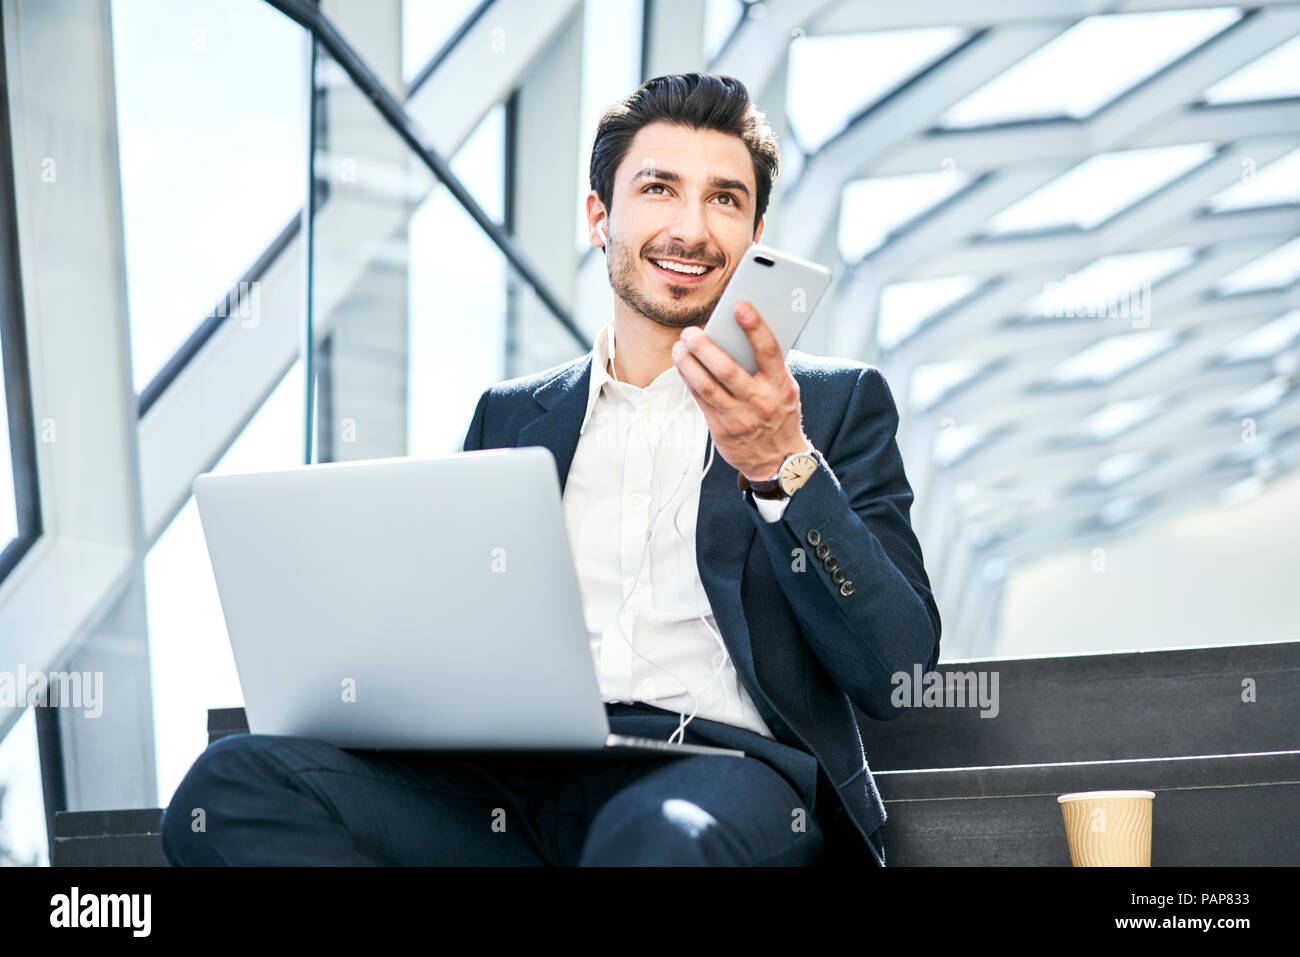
642, 247, 724, 268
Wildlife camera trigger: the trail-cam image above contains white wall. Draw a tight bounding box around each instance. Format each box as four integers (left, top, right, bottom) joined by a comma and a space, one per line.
994, 467, 1300, 657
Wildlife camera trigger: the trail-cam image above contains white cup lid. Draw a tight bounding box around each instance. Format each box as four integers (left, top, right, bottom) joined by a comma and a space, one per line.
1058, 789, 1155, 803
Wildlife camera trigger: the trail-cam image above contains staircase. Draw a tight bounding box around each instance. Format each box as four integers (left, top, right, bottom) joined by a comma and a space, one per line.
51, 641, 1300, 866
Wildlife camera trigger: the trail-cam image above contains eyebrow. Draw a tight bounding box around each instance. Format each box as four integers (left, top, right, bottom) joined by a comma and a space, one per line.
630, 166, 751, 200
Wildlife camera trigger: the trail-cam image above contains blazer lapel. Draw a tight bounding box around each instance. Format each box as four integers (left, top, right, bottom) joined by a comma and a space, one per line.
516, 356, 593, 496
693, 431, 759, 630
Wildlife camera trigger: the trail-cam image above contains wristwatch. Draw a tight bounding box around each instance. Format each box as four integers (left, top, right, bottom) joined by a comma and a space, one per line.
737, 446, 823, 500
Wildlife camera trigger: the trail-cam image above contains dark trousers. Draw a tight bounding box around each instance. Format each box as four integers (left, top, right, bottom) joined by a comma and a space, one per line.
161, 705, 825, 866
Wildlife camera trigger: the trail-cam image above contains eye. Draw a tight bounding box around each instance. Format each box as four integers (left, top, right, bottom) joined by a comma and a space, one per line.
643, 183, 668, 195
715, 193, 738, 206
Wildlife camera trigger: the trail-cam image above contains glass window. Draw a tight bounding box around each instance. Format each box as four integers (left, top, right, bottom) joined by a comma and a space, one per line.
877, 275, 982, 351
938, 8, 1242, 127
703, 0, 744, 64
1218, 309, 1300, 364
1215, 236, 1300, 296
910, 357, 985, 411
147, 360, 305, 808
574, 0, 644, 253
112, 0, 307, 395
0, 707, 47, 866
0, 326, 15, 547
409, 104, 509, 457
984, 144, 1215, 235
786, 27, 967, 153
1206, 147, 1300, 211
1018, 247, 1197, 321
1049, 329, 1179, 385
1202, 34, 1300, 104
403, 0, 485, 86
840, 168, 974, 261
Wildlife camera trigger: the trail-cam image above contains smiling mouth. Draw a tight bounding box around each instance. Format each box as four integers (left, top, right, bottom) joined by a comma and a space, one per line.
648, 257, 717, 284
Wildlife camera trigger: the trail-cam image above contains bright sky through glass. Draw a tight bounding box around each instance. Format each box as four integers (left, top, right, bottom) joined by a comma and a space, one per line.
409, 104, 509, 459
938, 7, 1243, 127
402, 0, 483, 85
703, 0, 744, 63
840, 168, 974, 261
574, 0, 643, 253
910, 357, 984, 411
112, 0, 306, 396
1019, 247, 1197, 320
1095, 449, 1153, 487
786, 27, 967, 152
1051, 329, 1179, 385
148, 362, 305, 807
934, 421, 992, 467
986, 144, 1215, 234
1219, 309, 1300, 362
1207, 147, 1300, 211
0, 709, 43, 864
1202, 33, 1300, 103
1084, 394, 1167, 440
1215, 236, 1300, 295
877, 275, 982, 351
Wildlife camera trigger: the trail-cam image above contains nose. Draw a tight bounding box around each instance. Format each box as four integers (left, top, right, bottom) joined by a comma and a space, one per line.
664, 194, 711, 255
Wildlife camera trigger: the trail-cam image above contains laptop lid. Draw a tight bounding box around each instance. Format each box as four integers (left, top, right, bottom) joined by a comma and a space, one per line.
193, 447, 612, 750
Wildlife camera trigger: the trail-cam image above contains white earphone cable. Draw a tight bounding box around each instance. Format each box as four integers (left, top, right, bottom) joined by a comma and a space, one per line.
601, 323, 734, 744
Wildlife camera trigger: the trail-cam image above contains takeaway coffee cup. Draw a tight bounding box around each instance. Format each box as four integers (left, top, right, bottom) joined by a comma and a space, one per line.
1057, 790, 1154, 866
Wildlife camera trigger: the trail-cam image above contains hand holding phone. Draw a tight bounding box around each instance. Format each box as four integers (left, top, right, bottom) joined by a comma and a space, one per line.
701, 243, 832, 375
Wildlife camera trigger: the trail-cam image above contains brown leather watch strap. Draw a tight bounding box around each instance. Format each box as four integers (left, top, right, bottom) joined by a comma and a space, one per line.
738, 448, 822, 499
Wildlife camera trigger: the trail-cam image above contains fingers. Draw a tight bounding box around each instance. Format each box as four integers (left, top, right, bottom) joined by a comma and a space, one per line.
672, 339, 730, 415
733, 301, 785, 379
677, 325, 751, 399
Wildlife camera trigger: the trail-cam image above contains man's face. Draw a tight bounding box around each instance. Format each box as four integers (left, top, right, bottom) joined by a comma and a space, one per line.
600, 121, 763, 330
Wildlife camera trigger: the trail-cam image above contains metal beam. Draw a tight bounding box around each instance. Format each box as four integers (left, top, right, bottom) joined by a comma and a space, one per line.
809, 0, 1300, 33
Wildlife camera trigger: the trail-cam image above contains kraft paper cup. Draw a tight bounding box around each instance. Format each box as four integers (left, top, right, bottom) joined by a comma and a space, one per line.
1058, 790, 1154, 867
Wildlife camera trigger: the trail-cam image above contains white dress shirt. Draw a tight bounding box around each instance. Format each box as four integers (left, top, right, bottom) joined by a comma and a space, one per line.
561, 320, 790, 740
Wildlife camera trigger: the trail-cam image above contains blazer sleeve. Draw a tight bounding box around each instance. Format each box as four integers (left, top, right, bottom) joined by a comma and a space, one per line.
745, 366, 941, 721
460, 387, 491, 453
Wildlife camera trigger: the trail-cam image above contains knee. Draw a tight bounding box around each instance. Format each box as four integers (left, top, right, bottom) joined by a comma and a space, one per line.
160, 733, 279, 866
580, 797, 738, 866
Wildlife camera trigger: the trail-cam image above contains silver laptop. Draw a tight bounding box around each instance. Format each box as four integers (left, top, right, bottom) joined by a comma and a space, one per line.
192, 446, 743, 760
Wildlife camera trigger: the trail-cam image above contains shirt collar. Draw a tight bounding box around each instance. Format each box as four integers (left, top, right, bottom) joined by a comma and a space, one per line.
579, 319, 685, 435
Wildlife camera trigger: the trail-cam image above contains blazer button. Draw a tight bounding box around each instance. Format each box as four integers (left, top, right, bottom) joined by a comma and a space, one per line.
806, 529, 821, 547
840, 580, 855, 597
814, 543, 830, 561
823, 555, 838, 572
832, 568, 847, 584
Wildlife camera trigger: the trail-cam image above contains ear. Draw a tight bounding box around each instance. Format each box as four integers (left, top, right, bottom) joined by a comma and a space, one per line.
585, 191, 609, 251
753, 214, 766, 245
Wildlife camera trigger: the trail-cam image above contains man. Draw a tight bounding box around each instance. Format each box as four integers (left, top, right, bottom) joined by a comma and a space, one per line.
161, 73, 940, 868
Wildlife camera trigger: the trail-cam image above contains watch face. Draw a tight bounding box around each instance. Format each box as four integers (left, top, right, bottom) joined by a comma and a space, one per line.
780, 453, 818, 492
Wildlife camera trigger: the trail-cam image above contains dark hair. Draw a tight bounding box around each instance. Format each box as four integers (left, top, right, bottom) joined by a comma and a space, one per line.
589, 73, 779, 243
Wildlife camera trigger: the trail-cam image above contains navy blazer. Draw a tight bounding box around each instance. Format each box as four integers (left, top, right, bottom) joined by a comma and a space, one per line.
460, 348, 942, 866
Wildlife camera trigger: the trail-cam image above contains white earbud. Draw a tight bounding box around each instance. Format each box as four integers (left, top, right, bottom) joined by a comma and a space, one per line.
596, 220, 608, 245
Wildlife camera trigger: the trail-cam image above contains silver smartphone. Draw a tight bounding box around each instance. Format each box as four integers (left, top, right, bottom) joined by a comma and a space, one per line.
702, 243, 833, 374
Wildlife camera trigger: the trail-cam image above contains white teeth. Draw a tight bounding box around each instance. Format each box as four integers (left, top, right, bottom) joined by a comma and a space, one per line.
652, 259, 709, 275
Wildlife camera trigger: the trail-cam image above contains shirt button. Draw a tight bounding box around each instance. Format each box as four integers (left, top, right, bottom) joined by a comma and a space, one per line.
806, 529, 821, 547
840, 580, 855, 597
643, 409, 654, 422
832, 568, 847, 584
629, 492, 643, 506
632, 582, 644, 595
814, 543, 830, 561
823, 555, 838, 572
